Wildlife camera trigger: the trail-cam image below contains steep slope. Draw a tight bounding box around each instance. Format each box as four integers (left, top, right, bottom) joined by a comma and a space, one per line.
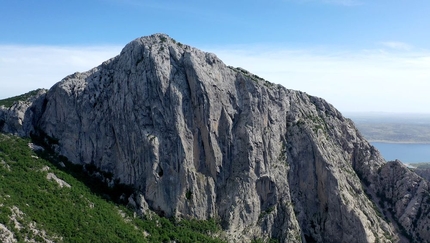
1, 33, 430, 242
0, 133, 226, 243
412, 165, 430, 182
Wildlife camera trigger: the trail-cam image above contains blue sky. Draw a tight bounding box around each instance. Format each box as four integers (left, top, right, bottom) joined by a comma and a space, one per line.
1, 0, 430, 113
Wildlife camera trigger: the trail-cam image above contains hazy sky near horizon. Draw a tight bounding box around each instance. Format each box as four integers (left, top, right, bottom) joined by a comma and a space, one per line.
1, 0, 430, 113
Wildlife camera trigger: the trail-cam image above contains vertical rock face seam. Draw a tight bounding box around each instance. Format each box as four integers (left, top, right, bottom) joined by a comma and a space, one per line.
1, 34, 429, 242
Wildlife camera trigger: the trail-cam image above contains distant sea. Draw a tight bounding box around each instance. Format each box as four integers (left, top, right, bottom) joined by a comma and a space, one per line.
371, 142, 430, 163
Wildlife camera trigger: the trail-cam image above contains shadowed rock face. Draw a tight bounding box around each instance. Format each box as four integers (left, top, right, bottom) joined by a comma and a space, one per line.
1, 34, 430, 242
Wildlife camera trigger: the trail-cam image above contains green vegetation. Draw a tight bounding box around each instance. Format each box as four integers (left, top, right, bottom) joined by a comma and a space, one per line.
185, 190, 193, 200
0, 89, 44, 108
229, 66, 273, 86
170, 37, 183, 47
159, 36, 167, 43
306, 115, 328, 135
0, 133, 225, 243
277, 142, 287, 163
258, 206, 275, 221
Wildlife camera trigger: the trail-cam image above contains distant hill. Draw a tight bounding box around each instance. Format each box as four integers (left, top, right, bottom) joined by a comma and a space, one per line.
347, 112, 430, 143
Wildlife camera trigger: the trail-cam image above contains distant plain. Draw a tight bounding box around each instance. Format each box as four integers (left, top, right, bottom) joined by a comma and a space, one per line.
347, 113, 430, 163
347, 113, 430, 144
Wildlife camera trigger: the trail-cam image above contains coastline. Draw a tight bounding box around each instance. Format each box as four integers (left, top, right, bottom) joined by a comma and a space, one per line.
368, 140, 430, 145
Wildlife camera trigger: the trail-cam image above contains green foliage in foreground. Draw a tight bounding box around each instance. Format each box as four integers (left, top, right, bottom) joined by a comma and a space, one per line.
0, 133, 225, 243
0, 89, 44, 108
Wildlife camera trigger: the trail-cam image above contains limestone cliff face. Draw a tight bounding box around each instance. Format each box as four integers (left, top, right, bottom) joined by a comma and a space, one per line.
413, 167, 430, 182
1, 34, 430, 242
368, 161, 430, 242
0, 89, 46, 137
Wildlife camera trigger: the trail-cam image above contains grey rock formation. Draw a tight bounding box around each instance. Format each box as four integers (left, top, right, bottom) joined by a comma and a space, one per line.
413, 167, 430, 182
1, 33, 430, 242
0, 89, 46, 136
371, 160, 430, 242
0, 223, 16, 243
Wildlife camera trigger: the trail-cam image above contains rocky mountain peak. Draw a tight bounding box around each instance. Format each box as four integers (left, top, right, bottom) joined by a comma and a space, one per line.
1, 34, 430, 242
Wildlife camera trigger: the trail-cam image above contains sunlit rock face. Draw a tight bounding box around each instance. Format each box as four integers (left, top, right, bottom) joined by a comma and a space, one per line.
2, 34, 430, 242
0, 89, 46, 137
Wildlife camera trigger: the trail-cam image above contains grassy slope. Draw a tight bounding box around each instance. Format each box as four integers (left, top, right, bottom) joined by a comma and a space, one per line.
0, 133, 225, 243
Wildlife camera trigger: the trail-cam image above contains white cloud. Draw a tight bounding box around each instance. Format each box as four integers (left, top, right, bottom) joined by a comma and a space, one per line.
380, 41, 413, 51
205, 45, 430, 113
0, 45, 122, 99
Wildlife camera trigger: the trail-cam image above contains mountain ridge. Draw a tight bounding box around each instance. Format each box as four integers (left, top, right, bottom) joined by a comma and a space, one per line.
1, 33, 430, 242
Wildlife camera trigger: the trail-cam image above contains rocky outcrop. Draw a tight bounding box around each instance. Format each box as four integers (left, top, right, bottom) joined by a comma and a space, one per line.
0, 223, 16, 243
413, 167, 430, 182
1, 34, 430, 242
0, 89, 46, 137
370, 161, 430, 242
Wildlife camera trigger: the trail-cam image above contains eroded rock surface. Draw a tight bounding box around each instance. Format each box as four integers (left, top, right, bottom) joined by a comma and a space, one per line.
0, 89, 46, 137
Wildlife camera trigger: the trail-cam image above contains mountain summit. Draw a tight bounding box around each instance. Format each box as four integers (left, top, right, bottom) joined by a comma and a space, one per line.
1, 34, 430, 242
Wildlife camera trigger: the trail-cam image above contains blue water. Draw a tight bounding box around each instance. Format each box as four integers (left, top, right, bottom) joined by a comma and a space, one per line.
371, 142, 430, 163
